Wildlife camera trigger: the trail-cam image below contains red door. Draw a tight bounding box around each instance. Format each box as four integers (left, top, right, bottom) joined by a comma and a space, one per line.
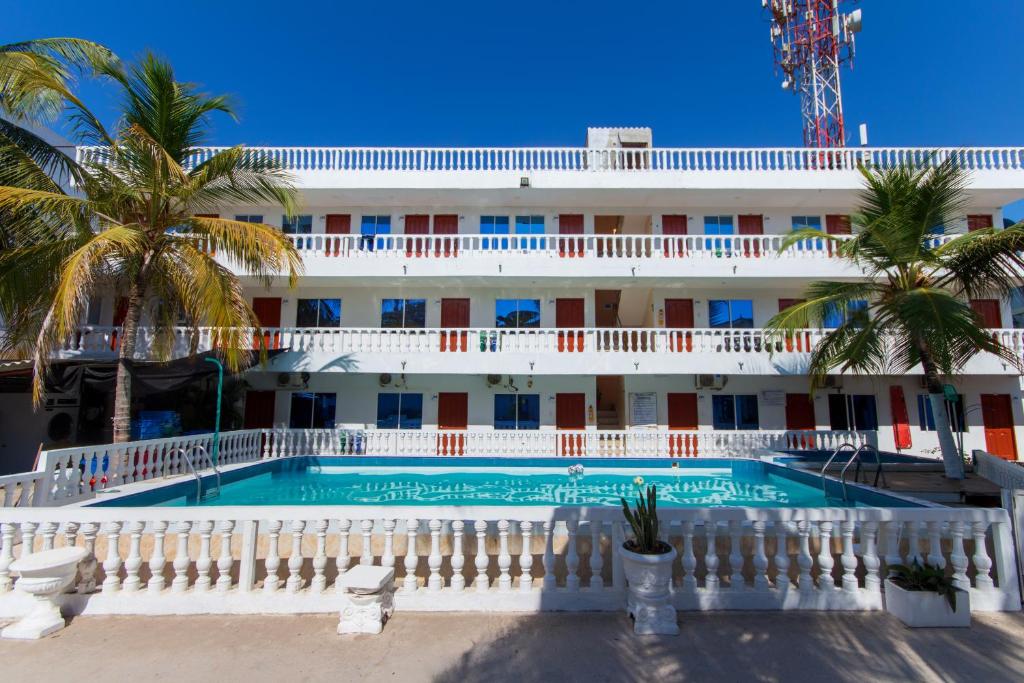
663, 215, 687, 256
967, 214, 993, 232
665, 299, 694, 352
556, 393, 587, 456
325, 214, 351, 256
970, 299, 1002, 328
558, 214, 584, 257
981, 394, 1018, 460
556, 298, 585, 352
111, 297, 129, 351
433, 214, 459, 257
737, 214, 764, 256
778, 299, 810, 352
437, 392, 468, 456
825, 214, 852, 234
243, 391, 276, 429
667, 393, 699, 457
785, 394, 816, 431
440, 298, 470, 352
252, 297, 282, 350
405, 214, 430, 257
889, 386, 912, 450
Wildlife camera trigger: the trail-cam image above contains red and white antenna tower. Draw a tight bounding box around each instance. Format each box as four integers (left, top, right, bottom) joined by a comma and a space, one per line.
765, 1, 863, 147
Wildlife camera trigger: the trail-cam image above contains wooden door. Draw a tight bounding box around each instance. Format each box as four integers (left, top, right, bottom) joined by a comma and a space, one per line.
825, 214, 851, 234
970, 299, 1002, 328
111, 297, 129, 351
440, 298, 470, 352
243, 391, 276, 429
737, 214, 764, 256
558, 214, 584, 257
437, 392, 468, 456
778, 299, 810, 352
556, 393, 587, 456
556, 298, 585, 352
252, 297, 282, 350
889, 386, 912, 450
667, 393, 699, 457
981, 394, 1018, 460
662, 214, 687, 256
665, 298, 694, 352
325, 214, 351, 233
405, 214, 430, 257
433, 214, 459, 257
967, 214, 993, 232
785, 394, 816, 431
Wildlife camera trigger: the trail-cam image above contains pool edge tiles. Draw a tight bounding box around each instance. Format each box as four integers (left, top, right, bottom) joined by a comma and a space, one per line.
86, 456, 926, 508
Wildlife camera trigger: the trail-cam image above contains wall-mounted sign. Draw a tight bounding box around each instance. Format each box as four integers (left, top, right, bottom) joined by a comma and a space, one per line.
629, 392, 658, 430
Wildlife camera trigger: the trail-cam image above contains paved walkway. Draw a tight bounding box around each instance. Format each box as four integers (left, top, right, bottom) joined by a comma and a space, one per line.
2, 611, 1022, 682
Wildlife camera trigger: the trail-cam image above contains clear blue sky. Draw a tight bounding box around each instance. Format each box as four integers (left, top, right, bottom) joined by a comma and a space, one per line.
5, 0, 1024, 216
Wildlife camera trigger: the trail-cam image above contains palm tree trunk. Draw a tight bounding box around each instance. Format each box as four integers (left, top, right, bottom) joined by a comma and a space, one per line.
917, 343, 965, 480
111, 279, 145, 443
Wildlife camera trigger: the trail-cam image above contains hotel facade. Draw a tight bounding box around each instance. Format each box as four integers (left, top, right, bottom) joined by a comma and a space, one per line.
66, 129, 1024, 461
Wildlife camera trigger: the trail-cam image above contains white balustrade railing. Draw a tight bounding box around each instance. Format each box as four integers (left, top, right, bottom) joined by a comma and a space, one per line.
0, 505, 1018, 615
279, 232, 877, 260
76, 145, 1024, 173
974, 449, 1024, 489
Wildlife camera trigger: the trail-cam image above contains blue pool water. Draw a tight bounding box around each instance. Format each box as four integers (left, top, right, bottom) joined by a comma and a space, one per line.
90, 457, 921, 508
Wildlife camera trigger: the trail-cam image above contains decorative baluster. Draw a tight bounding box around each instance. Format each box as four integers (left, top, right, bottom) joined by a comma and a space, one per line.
495, 519, 511, 592
20, 521, 37, 556
77, 522, 99, 593
0, 523, 15, 592
335, 519, 351, 592
949, 521, 969, 590
816, 521, 836, 590
862, 522, 881, 598
263, 520, 282, 593
216, 520, 235, 593
589, 520, 603, 589
381, 519, 396, 570
404, 519, 419, 593
474, 520, 489, 591
729, 520, 745, 591
972, 521, 994, 590
451, 521, 466, 592
773, 522, 791, 591
307, 519, 328, 593
681, 521, 697, 592
797, 521, 813, 593
926, 521, 946, 569
883, 521, 901, 575
906, 521, 921, 564
360, 519, 374, 566
840, 520, 857, 594
517, 521, 535, 592
194, 520, 215, 592
123, 520, 145, 592
285, 520, 306, 593
101, 521, 123, 594
565, 520, 580, 591
704, 522, 720, 592
145, 520, 168, 594
752, 521, 769, 591
425, 519, 443, 592
40, 521, 58, 551
542, 521, 555, 590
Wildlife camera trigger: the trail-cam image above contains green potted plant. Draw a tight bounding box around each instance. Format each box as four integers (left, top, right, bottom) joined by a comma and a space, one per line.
619, 479, 678, 635
885, 560, 970, 627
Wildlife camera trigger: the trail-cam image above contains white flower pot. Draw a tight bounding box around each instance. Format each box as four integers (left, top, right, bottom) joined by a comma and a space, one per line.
619, 543, 678, 635
884, 579, 971, 628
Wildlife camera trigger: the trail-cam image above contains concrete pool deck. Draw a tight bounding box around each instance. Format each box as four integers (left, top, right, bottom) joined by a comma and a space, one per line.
2, 611, 1022, 682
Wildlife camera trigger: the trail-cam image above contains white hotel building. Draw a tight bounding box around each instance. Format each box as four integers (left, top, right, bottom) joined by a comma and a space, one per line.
71, 128, 1024, 461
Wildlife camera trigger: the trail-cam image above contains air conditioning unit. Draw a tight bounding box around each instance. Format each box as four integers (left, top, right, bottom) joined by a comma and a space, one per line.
44, 393, 80, 410
378, 373, 393, 387
276, 372, 309, 389
486, 374, 503, 387
695, 374, 727, 390
822, 376, 842, 390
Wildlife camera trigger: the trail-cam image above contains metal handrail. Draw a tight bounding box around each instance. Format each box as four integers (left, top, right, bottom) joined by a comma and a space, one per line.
840, 444, 888, 501
168, 445, 220, 502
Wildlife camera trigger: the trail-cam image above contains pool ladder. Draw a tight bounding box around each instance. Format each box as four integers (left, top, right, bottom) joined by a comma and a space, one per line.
170, 445, 221, 503
820, 443, 888, 503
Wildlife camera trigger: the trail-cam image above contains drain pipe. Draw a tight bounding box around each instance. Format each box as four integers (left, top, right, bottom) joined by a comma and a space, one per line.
204, 356, 224, 468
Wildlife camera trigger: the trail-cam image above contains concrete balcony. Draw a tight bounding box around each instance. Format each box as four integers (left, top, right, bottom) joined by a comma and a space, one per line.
57, 325, 1024, 376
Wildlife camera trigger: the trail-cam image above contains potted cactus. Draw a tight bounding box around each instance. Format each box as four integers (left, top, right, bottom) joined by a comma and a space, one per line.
884, 560, 970, 628
619, 479, 678, 635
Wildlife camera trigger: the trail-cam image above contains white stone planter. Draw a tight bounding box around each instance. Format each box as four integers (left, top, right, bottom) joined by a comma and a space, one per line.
884, 579, 971, 628
619, 543, 678, 635
2, 546, 88, 640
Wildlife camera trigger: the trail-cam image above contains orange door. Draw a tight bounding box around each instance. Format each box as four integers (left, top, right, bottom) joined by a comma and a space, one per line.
889, 385, 912, 450
405, 214, 430, 257
558, 214, 584, 257
556, 298, 585, 352
667, 393, 699, 457
433, 214, 459, 257
556, 393, 586, 456
981, 394, 1018, 460
665, 299, 694, 352
440, 298, 470, 352
970, 299, 1002, 328
663, 214, 687, 256
437, 392, 468, 456
252, 297, 282, 350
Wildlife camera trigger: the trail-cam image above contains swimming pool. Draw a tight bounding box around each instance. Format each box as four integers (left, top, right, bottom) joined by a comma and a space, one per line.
88, 457, 922, 508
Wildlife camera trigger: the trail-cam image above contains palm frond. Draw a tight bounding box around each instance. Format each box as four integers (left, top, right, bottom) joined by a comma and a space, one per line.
932, 223, 1024, 298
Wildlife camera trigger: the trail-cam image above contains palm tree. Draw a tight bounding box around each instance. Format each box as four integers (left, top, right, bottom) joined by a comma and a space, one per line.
0, 49, 302, 442
767, 159, 1024, 479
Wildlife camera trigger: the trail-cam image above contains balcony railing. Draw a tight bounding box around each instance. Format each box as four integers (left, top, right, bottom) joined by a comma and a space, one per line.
76, 145, 1024, 173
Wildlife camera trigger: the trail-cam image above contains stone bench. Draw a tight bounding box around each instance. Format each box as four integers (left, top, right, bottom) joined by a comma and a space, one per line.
336, 565, 395, 635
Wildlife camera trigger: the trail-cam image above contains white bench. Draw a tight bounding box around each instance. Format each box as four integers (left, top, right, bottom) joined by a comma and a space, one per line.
336, 565, 395, 635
